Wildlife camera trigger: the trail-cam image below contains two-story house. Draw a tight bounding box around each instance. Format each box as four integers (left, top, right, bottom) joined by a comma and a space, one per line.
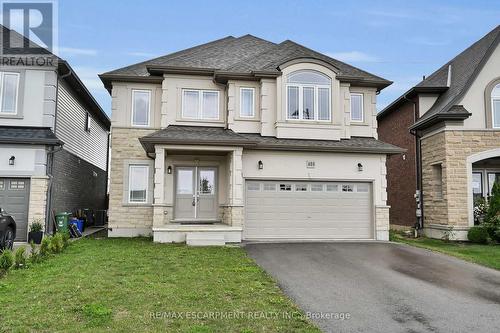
378, 25, 500, 240
100, 35, 403, 245
0, 26, 110, 242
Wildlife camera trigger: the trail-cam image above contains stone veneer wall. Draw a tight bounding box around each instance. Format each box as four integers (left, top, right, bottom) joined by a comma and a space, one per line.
421, 130, 500, 230
108, 128, 156, 236
28, 176, 48, 228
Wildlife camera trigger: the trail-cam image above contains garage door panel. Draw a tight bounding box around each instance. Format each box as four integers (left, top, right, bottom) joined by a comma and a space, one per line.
0, 178, 30, 242
245, 180, 373, 240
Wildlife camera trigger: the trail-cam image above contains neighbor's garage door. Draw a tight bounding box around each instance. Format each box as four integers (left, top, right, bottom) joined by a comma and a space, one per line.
0, 178, 30, 241
244, 181, 373, 240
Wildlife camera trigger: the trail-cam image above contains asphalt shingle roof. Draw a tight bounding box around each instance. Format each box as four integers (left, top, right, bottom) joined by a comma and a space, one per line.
102, 35, 390, 87
379, 25, 500, 128
139, 125, 404, 155
0, 126, 63, 145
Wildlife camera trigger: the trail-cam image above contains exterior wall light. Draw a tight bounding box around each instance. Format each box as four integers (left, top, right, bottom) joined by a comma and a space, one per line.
357, 163, 363, 172
167, 166, 172, 174
258, 160, 264, 170
9, 156, 15, 166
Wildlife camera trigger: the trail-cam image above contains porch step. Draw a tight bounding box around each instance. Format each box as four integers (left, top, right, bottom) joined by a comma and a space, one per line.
186, 232, 226, 246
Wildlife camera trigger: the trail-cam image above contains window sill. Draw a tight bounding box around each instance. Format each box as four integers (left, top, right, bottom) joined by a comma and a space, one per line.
0, 113, 22, 119
350, 122, 369, 127
175, 118, 224, 124
234, 117, 261, 122
122, 203, 153, 207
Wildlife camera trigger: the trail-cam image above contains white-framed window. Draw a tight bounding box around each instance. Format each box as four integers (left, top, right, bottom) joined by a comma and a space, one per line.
240, 87, 255, 118
131, 90, 151, 127
295, 183, 308, 191
182, 89, 219, 120
311, 184, 324, 192
342, 184, 354, 192
128, 165, 149, 203
326, 184, 338, 192
286, 70, 331, 121
356, 184, 369, 193
247, 182, 260, 191
279, 184, 292, 191
10, 180, 25, 190
85, 113, 91, 132
0, 72, 20, 115
263, 183, 276, 191
350, 93, 364, 122
492, 83, 500, 128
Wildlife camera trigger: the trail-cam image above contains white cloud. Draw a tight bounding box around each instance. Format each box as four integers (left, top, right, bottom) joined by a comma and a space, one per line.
59, 47, 98, 56
327, 51, 379, 63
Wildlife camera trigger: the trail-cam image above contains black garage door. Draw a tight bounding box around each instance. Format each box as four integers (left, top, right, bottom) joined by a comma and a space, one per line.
0, 178, 30, 241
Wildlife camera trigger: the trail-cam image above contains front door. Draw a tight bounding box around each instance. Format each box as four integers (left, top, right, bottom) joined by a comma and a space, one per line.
175, 167, 217, 220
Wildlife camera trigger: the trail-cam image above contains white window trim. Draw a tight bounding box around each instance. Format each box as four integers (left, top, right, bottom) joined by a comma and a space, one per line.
131, 89, 151, 127
0, 72, 20, 115
350, 93, 364, 123
239, 87, 255, 118
285, 84, 331, 122
492, 97, 500, 129
181, 89, 220, 120
128, 164, 149, 203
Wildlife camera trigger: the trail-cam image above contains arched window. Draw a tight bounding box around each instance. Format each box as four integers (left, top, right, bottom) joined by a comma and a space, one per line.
286, 70, 331, 121
492, 83, 500, 128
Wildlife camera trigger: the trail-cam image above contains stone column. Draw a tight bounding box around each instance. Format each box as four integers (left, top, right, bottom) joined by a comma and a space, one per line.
153, 147, 166, 226
227, 148, 244, 226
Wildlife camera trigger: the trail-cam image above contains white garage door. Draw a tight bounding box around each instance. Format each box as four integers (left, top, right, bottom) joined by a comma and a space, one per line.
244, 180, 373, 240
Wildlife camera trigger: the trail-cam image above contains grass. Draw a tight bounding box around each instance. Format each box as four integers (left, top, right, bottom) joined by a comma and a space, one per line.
0, 238, 319, 333
392, 233, 500, 270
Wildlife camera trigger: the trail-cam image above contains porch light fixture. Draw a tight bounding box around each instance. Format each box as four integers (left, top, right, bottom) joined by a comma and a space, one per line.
8, 156, 15, 166
258, 160, 264, 170
167, 166, 172, 174
357, 163, 363, 172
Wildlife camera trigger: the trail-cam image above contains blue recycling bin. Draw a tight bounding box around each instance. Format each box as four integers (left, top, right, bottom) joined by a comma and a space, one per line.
69, 219, 84, 233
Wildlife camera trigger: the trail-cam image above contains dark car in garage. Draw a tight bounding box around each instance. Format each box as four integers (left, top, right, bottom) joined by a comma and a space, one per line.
0, 209, 16, 250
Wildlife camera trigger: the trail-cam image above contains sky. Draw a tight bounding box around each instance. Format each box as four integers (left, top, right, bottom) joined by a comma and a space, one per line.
50, 0, 500, 115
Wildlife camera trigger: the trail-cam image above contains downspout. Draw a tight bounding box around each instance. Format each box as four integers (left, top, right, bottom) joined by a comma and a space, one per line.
212, 72, 230, 130
406, 94, 424, 234
45, 65, 72, 234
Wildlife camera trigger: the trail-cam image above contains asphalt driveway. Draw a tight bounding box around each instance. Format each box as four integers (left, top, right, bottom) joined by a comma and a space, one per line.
245, 242, 500, 333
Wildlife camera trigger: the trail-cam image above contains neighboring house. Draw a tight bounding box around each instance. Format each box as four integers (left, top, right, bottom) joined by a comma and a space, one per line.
378, 25, 500, 240
0, 26, 110, 241
100, 34, 403, 245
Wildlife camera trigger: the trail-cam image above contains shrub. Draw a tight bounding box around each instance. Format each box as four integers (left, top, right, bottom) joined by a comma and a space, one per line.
61, 231, 70, 248
14, 246, 27, 269
29, 219, 44, 232
29, 241, 40, 264
483, 215, 500, 243
49, 233, 64, 253
0, 249, 14, 273
467, 226, 489, 244
39, 236, 51, 257
486, 181, 500, 222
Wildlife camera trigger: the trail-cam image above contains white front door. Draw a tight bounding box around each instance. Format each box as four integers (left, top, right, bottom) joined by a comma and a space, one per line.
174, 167, 218, 220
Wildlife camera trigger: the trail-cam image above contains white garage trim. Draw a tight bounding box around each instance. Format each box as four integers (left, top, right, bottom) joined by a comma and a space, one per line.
244, 179, 375, 241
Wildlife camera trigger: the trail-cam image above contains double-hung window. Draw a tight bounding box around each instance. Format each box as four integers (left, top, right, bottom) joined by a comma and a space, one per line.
350, 93, 364, 122
286, 70, 331, 121
240, 87, 255, 117
128, 165, 149, 203
131, 90, 151, 126
0, 72, 20, 115
492, 83, 500, 128
182, 89, 219, 120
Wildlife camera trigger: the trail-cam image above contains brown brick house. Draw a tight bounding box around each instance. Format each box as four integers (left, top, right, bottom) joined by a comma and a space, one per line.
378, 25, 500, 240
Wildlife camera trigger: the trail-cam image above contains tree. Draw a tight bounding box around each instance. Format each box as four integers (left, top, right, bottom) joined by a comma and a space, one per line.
486, 181, 500, 222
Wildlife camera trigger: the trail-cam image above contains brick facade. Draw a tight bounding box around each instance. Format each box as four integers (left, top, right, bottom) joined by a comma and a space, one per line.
377, 100, 417, 227
421, 130, 500, 232
51, 148, 107, 217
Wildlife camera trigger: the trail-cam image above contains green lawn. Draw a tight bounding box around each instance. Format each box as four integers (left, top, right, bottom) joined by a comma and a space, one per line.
392, 234, 500, 270
0, 238, 319, 333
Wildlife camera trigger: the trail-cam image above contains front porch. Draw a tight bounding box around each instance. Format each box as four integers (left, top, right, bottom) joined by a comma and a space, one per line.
150, 144, 245, 245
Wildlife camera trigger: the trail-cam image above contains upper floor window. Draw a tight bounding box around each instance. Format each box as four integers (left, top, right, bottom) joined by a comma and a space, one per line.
492, 83, 500, 128
286, 70, 331, 121
240, 87, 255, 117
182, 89, 219, 120
350, 93, 364, 122
0, 72, 20, 115
132, 89, 150, 127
